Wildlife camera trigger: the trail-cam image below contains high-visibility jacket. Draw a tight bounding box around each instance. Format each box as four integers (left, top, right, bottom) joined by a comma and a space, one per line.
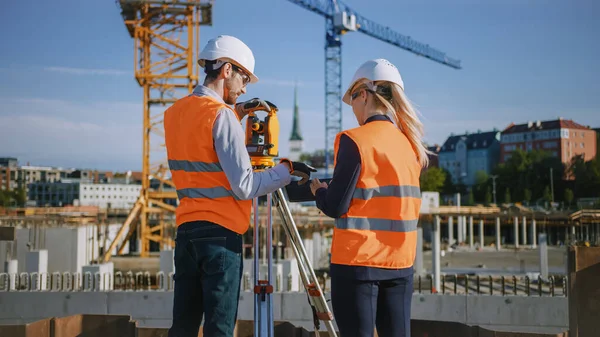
164, 95, 252, 234
330, 120, 422, 269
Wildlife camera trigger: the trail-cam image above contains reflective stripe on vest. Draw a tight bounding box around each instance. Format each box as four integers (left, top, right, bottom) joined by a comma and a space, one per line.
168, 159, 223, 173
353, 185, 421, 200
330, 121, 422, 269
335, 217, 419, 232
164, 95, 252, 233
168, 159, 239, 200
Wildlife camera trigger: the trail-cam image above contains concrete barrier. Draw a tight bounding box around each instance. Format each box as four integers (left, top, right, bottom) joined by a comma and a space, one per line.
0, 291, 568, 333
568, 246, 600, 337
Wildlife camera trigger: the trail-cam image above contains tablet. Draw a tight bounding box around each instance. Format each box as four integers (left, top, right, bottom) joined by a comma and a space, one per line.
284, 178, 332, 202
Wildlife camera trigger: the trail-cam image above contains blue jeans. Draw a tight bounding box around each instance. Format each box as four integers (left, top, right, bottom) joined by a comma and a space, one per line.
168, 221, 244, 337
331, 269, 413, 337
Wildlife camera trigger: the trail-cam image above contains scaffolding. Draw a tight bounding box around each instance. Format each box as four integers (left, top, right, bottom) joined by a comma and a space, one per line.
102, 0, 214, 260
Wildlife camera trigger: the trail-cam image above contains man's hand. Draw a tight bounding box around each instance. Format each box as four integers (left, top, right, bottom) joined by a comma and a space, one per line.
280, 159, 317, 185
310, 178, 328, 195
235, 98, 271, 119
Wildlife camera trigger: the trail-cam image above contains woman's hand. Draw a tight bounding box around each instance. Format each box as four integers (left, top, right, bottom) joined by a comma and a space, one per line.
310, 178, 328, 195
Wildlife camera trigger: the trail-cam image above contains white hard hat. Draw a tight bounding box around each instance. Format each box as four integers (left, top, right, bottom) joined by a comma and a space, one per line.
342, 58, 404, 105
198, 35, 259, 83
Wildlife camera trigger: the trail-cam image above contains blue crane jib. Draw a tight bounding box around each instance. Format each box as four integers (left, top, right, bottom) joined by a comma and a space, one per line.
287, 0, 461, 69
286, 0, 462, 174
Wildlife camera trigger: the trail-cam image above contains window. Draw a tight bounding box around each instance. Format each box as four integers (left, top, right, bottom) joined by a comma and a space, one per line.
581, 143, 584, 148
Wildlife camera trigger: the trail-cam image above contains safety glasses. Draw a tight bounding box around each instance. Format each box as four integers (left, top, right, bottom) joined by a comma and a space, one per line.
231, 64, 250, 85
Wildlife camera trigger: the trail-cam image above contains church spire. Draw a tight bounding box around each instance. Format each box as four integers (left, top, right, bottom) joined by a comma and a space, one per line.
290, 82, 303, 141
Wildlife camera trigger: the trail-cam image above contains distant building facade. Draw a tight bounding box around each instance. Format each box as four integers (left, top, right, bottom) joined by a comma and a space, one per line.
79, 183, 142, 209
426, 145, 441, 169
28, 180, 141, 209
500, 118, 597, 164
1, 160, 74, 194
288, 84, 304, 161
28, 179, 81, 207
594, 127, 600, 159
438, 130, 501, 186
0, 157, 18, 191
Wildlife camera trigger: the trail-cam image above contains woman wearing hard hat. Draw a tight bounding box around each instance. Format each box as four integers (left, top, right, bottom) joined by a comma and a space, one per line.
310, 59, 429, 337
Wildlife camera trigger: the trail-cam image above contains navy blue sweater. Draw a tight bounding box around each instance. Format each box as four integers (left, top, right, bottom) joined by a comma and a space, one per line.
315, 114, 413, 280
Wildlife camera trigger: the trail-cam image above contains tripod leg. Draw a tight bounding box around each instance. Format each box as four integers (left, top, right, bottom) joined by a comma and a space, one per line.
272, 188, 338, 337
267, 193, 274, 337
253, 195, 275, 337
253, 197, 260, 337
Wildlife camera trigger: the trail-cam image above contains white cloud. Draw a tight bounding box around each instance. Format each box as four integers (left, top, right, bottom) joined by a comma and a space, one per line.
43, 66, 129, 76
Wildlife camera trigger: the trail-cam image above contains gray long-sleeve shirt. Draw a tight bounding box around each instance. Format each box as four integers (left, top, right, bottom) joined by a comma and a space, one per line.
191, 85, 292, 200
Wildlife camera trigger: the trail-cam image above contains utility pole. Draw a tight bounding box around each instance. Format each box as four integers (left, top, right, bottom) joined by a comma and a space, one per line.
490, 175, 498, 204
550, 167, 555, 203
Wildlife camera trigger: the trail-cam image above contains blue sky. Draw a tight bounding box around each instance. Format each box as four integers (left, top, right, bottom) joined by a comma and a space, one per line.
0, 0, 598, 171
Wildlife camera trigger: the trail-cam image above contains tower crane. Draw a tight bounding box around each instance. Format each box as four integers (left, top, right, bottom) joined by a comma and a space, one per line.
285, 0, 462, 174
102, 0, 214, 261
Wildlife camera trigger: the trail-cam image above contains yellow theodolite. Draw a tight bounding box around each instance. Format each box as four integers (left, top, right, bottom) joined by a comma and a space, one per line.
244, 100, 280, 170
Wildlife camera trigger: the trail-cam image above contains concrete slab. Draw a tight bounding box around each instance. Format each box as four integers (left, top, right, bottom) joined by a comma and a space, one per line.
412, 294, 467, 323
107, 292, 173, 321
0, 292, 108, 321
0, 226, 16, 241
466, 296, 568, 328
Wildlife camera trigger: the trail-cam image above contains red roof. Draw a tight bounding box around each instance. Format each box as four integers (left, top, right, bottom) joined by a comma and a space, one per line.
502, 118, 590, 134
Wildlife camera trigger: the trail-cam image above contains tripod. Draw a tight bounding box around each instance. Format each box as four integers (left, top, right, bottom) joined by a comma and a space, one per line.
242, 99, 336, 336
252, 188, 338, 337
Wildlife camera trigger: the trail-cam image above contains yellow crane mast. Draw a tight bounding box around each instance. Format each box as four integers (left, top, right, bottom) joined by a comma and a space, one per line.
103, 0, 214, 261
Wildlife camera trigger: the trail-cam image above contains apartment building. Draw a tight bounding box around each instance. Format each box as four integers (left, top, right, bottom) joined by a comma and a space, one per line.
28, 180, 142, 209
0, 157, 18, 191
438, 130, 501, 186
500, 118, 597, 164
78, 183, 141, 209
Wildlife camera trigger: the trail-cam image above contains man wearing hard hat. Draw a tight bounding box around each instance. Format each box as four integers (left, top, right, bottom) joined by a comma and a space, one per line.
163, 35, 316, 337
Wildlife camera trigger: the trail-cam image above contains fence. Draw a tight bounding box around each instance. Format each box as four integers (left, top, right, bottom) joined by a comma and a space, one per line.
0, 271, 567, 297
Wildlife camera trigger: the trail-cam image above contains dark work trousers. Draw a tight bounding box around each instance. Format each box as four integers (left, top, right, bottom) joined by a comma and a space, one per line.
330, 265, 414, 337
168, 221, 244, 337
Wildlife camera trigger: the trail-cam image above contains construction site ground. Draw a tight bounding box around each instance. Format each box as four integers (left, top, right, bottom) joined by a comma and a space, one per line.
0, 315, 568, 337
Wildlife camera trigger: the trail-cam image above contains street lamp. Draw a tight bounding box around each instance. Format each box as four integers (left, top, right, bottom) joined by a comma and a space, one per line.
490, 175, 498, 205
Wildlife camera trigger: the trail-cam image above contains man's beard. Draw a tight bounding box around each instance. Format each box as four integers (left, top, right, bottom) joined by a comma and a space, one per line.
223, 78, 240, 105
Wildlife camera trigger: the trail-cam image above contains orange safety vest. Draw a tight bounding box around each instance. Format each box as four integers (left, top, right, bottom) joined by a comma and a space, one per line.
164, 95, 252, 234
330, 121, 422, 269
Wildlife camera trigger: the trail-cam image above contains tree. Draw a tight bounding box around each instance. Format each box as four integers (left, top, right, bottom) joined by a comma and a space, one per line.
523, 188, 532, 205
504, 188, 511, 204
13, 188, 26, 207
0, 191, 8, 207
485, 186, 492, 205
472, 170, 489, 204
543, 186, 552, 203
467, 189, 475, 205
420, 167, 446, 192
569, 155, 600, 199
492, 149, 566, 204
564, 188, 574, 207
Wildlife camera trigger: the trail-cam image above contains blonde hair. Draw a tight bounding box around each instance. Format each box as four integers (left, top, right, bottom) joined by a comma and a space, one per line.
355, 81, 431, 168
